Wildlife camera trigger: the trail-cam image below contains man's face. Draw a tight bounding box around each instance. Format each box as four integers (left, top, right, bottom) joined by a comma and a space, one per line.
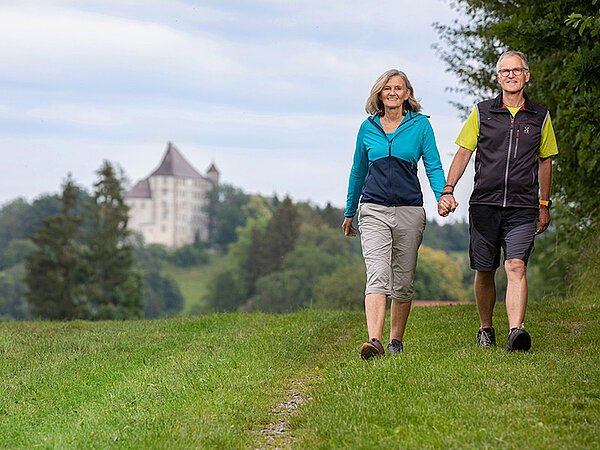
497, 55, 530, 94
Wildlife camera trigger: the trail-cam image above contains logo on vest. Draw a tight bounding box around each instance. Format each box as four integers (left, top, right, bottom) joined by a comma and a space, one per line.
523, 126, 530, 134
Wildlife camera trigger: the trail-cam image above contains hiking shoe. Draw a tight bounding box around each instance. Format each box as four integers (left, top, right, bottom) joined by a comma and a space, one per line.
386, 339, 403, 355
360, 338, 385, 359
477, 327, 496, 347
506, 327, 531, 352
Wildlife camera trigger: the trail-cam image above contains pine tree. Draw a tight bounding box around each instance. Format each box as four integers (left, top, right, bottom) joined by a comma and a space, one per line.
260, 196, 300, 275
87, 161, 143, 319
24, 176, 89, 319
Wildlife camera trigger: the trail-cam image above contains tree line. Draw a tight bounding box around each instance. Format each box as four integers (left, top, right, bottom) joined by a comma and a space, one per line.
0, 171, 474, 321
0, 162, 185, 321
199, 187, 470, 314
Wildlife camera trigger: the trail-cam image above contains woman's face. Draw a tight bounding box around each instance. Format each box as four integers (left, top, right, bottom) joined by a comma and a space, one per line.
379, 75, 410, 111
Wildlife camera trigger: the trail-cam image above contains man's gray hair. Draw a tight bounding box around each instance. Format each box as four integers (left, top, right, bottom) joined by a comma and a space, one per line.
496, 50, 529, 72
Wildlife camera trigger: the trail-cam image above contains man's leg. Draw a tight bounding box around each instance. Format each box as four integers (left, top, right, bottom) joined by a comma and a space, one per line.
390, 299, 411, 343
504, 258, 527, 329
365, 293, 387, 342
475, 269, 496, 329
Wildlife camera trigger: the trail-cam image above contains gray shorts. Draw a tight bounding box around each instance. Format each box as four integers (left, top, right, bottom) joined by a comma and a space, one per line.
358, 203, 426, 302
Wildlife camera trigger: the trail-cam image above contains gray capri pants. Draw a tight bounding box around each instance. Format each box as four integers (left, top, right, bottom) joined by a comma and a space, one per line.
358, 203, 426, 302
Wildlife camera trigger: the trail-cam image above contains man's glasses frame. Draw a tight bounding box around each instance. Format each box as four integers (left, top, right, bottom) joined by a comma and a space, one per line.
498, 67, 528, 77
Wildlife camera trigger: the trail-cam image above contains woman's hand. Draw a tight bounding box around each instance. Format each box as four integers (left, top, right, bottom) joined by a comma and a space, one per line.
342, 217, 357, 237
437, 194, 458, 217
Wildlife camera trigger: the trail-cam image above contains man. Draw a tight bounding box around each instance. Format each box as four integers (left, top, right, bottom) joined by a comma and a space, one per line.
438, 50, 558, 352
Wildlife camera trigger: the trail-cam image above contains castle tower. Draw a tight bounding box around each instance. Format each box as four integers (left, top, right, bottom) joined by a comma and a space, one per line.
125, 142, 218, 248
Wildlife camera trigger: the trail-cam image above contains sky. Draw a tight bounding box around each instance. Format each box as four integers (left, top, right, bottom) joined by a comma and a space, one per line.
0, 0, 476, 222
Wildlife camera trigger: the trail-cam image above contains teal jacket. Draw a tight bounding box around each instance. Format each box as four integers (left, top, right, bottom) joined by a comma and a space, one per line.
345, 112, 446, 217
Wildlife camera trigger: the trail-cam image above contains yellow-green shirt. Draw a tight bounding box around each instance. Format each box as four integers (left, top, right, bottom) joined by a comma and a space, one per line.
456, 107, 558, 159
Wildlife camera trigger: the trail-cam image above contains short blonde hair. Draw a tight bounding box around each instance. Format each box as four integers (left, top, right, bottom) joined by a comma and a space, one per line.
365, 69, 422, 116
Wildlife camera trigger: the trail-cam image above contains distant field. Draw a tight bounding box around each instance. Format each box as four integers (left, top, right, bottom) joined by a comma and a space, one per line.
162, 255, 224, 314
0, 295, 598, 448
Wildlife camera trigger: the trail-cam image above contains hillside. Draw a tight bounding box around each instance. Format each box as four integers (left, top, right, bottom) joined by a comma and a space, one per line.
1, 293, 598, 448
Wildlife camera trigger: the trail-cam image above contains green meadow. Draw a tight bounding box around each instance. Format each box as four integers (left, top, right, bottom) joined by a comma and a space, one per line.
1, 293, 598, 448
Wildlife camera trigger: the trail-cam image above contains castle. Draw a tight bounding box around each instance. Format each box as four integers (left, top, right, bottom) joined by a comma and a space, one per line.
125, 142, 219, 248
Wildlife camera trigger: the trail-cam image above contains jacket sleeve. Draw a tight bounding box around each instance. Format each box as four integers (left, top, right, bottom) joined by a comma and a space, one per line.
421, 120, 446, 201
344, 124, 369, 217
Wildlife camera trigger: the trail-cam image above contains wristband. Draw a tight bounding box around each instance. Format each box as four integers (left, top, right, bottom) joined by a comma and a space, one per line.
440, 192, 454, 197
444, 184, 455, 189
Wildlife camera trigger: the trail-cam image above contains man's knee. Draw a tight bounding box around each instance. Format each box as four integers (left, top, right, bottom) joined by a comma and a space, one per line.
505, 258, 526, 278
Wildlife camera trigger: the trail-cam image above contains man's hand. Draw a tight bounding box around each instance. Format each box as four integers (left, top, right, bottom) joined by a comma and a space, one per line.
536, 207, 550, 234
438, 194, 459, 217
342, 216, 357, 237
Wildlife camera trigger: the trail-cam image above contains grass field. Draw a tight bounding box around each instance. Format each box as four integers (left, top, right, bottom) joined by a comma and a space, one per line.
162, 256, 223, 314
1, 294, 598, 448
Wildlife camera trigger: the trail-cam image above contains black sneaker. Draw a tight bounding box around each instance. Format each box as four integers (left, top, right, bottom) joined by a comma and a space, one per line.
361, 338, 385, 359
386, 339, 403, 355
477, 327, 496, 347
506, 327, 531, 352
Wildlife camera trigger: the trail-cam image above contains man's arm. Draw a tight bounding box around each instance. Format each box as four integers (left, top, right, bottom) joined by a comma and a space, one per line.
438, 147, 473, 216
537, 156, 552, 234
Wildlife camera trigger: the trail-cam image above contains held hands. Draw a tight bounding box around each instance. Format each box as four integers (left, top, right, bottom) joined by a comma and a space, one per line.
437, 193, 459, 217
342, 216, 357, 237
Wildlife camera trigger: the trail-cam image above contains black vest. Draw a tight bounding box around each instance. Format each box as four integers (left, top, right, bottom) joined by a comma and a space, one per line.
471, 93, 549, 208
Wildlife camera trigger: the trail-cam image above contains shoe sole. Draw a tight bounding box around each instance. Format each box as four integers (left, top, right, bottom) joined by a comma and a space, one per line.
508, 332, 531, 352
361, 342, 383, 359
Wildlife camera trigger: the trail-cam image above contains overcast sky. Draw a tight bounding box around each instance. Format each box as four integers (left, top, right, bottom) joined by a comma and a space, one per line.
1, 0, 475, 222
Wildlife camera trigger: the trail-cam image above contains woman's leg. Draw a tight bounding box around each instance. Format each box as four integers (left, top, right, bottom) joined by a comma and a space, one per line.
390, 299, 412, 342
365, 293, 387, 342
389, 206, 426, 345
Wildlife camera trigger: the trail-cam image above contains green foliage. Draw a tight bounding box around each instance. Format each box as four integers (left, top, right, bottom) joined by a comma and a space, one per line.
314, 258, 367, 310
169, 242, 209, 267
25, 176, 90, 320
247, 243, 345, 313
0, 196, 61, 269
1, 239, 36, 269
132, 239, 185, 318
87, 161, 143, 319
204, 184, 253, 249
0, 264, 28, 320
418, 246, 466, 301
422, 220, 469, 252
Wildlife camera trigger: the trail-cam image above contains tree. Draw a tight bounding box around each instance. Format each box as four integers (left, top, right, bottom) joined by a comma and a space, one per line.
87, 161, 143, 319
314, 258, 366, 310
259, 196, 300, 274
434, 0, 600, 229
24, 176, 90, 319
418, 246, 466, 301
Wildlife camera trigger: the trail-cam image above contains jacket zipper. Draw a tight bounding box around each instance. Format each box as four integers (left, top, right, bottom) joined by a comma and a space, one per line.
514, 129, 520, 158
503, 115, 515, 207
367, 113, 416, 207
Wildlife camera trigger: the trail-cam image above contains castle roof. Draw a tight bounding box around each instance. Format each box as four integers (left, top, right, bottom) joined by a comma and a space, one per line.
125, 178, 151, 199
151, 142, 205, 179
206, 162, 219, 174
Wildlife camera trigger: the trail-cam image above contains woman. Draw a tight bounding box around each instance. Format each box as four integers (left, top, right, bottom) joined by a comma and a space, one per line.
342, 69, 446, 359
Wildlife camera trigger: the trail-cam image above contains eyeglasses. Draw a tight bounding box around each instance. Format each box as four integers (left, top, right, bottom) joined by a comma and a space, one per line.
498, 67, 528, 77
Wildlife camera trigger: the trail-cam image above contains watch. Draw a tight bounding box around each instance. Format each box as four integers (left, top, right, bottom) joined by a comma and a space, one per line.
540, 199, 552, 209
